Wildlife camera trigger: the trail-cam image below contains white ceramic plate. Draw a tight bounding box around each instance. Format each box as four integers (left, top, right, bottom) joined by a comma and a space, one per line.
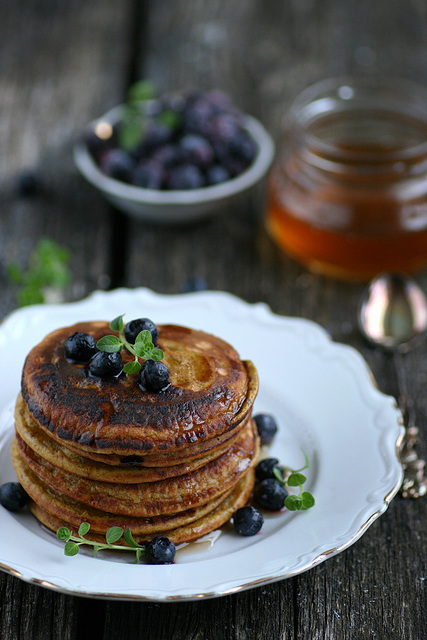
0, 288, 403, 601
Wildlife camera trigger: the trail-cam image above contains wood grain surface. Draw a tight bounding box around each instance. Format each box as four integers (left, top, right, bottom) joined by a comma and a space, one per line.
0, 2, 426, 639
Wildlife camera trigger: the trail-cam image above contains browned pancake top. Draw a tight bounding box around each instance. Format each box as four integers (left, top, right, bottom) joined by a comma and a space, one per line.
21, 322, 257, 455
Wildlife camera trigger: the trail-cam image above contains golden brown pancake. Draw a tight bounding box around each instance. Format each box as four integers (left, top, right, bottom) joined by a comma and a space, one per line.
12, 441, 240, 536
15, 393, 248, 483
27, 471, 255, 545
21, 322, 258, 459
13, 420, 258, 516
59, 419, 250, 467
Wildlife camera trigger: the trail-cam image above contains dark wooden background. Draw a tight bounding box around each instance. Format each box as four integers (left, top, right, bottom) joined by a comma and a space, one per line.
0, 2, 426, 639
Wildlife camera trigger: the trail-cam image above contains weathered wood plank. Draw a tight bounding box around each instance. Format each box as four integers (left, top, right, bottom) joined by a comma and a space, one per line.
0, 0, 134, 322
0, 1, 133, 638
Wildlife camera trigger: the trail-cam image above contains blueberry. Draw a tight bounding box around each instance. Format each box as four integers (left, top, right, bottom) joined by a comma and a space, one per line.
255, 458, 284, 483
222, 156, 248, 177
131, 161, 165, 189
206, 164, 230, 185
15, 171, 42, 197
209, 113, 240, 145
99, 149, 134, 182
142, 120, 174, 150
233, 506, 264, 536
231, 131, 257, 165
166, 164, 205, 190
64, 332, 98, 363
211, 139, 232, 165
180, 134, 214, 169
152, 144, 182, 168
160, 93, 186, 117
0, 482, 29, 512
255, 478, 288, 511
124, 318, 158, 345
89, 351, 123, 378
183, 97, 216, 136
145, 536, 176, 564
180, 276, 208, 293
254, 414, 278, 446
139, 360, 170, 392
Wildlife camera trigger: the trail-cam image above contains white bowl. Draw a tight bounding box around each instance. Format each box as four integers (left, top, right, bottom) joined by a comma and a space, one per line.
73, 105, 275, 224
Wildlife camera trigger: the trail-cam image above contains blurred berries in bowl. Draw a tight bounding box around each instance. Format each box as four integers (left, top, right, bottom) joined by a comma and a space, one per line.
74, 82, 275, 223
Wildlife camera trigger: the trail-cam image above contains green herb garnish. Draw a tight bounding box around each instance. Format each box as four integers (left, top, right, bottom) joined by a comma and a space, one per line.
274, 451, 315, 511
57, 523, 146, 563
117, 80, 182, 151
118, 80, 156, 151
6, 238, 71, 307
127, 79, 156, 105
97, 315, 164, 374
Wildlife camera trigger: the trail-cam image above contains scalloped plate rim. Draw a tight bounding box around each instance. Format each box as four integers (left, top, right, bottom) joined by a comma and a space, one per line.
0, 288, 404, 601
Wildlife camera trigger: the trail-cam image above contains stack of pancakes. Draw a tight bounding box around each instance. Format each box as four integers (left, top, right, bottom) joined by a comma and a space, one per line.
11, 321, 259, 545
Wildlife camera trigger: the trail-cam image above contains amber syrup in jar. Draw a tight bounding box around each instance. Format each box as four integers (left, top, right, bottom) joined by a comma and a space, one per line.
267, 77, 427, 281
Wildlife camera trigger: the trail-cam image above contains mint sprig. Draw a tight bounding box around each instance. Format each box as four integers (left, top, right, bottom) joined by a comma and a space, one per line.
273, 451, 315, 511
117, 80, 182, 152
57, 523, 146, 563
6, 238, 71, 307
118, 80, 155, 151
97, 315, 164, 374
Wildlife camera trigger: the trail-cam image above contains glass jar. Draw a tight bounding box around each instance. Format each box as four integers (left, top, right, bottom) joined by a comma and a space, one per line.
266, 77, 427, 281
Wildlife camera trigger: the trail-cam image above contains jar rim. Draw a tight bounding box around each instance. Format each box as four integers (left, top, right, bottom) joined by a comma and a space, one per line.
287, 75, 427, 163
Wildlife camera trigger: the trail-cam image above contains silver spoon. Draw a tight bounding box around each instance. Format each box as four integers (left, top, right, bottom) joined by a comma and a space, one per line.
358, 273, 427, 498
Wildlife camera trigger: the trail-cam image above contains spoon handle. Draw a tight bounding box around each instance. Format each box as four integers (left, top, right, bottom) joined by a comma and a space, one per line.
394, 351, 427, 498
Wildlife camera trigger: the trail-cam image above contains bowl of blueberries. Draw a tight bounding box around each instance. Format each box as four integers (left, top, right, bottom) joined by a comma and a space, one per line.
74, 82, 275, 224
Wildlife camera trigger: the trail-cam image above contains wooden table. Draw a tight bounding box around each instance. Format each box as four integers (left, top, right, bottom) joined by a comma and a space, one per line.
1, 2, 426, 638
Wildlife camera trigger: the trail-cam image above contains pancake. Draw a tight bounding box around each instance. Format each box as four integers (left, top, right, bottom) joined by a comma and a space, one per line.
27, 470, 255, 545
21, 322, 258, 458
12, 441, 239, 536
13, 420, 258, 516
15, 393, 247, 483
58, 419, 249, 467
13, 319, 260, 547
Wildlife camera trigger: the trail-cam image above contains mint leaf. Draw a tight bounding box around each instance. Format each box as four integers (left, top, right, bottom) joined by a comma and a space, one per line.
78, 522, 90, 537
64, 541, 80, 556
123, 360, 141, 374
57, 527, 71, 542
118, 116, 145, 152
158, 109, 181, 130
301, 492, 315, 509
133, 343, 147, 358
124, 528, 140, 549
149, 348, 164, 361
127, 80, 155, 104
285, 495, 302, 511
106, 526, 124, 544
135, 330, 152, 346
109, 315, 125, 332
287, 473, 306, 487
97, 335, 122, 353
